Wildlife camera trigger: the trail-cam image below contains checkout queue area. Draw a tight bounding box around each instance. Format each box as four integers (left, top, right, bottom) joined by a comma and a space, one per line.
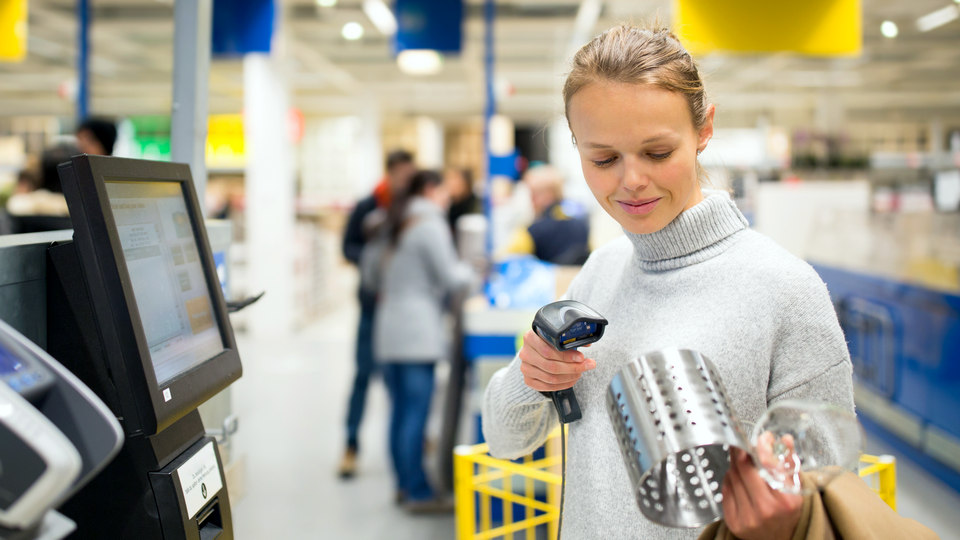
2, 1, 960, 539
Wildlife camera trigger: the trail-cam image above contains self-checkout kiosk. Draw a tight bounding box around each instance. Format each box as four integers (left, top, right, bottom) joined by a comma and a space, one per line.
43, 155, 243, 539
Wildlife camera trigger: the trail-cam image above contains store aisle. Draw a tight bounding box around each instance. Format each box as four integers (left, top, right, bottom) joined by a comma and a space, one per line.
230, 269, 455, 540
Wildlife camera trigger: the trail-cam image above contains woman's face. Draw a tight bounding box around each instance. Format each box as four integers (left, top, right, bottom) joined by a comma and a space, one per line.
567, 81, 714, 235
424, 182, 451, 210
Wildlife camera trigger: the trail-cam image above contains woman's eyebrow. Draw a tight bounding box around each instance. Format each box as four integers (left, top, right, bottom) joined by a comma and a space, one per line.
583, 133, 678, 149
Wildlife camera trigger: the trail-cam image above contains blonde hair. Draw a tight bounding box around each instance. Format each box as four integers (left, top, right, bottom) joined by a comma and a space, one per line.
563, 23, 708, 131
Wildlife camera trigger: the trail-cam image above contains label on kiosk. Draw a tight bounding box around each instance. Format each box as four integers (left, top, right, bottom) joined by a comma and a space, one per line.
175, 441, 222, 519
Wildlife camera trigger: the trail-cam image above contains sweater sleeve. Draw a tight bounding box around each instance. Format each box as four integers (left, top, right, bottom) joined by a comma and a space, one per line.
481, 358, 557, 459
766, 265, 855, 414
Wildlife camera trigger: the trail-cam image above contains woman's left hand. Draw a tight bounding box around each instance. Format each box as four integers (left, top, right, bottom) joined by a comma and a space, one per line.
720, 446, 803, 540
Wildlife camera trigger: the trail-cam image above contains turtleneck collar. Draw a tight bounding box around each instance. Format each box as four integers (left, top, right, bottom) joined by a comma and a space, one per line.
625, 190, 749, 272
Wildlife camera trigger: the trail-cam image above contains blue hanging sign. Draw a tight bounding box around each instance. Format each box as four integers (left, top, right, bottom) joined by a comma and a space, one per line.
393, 0, 463, 54
212, 0, 275, 57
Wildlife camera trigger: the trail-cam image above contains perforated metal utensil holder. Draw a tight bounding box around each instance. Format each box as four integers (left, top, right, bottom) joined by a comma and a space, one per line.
607, 348, 749, 528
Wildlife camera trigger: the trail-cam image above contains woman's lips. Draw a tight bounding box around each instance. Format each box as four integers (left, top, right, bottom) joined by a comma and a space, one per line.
617, 197, 660, 215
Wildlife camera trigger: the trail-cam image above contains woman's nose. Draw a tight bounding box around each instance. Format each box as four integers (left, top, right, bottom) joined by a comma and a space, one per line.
621, 156, 649, 192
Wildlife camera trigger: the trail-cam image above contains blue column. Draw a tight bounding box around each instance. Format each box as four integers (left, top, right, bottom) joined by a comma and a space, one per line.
76, 0, 89, 122
483, 0, 495, 257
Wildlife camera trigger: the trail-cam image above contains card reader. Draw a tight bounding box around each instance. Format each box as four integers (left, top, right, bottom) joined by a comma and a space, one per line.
0, 382, 81, 531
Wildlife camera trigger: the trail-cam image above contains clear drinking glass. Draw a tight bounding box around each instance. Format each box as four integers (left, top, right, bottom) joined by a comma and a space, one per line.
749, 399, 863, 494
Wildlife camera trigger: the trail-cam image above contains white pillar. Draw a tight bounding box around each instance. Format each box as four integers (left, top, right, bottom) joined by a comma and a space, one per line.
416, 116, 444, 169
243, 53, 296, 337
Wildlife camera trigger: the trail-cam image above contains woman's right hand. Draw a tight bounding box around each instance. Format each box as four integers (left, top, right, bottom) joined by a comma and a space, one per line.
518, 329, 597, 392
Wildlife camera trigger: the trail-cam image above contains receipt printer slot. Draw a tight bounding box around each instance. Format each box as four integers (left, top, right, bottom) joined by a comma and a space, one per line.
149, 437, 233, 540
196, 499, 223, 540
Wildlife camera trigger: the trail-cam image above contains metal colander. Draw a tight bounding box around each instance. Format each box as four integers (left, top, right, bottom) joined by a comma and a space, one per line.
606, 348, 749, 528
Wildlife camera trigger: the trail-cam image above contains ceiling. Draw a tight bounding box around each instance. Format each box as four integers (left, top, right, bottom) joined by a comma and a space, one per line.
3, 0, 960, 130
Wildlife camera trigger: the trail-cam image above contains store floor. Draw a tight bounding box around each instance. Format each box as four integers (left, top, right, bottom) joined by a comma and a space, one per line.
228, 269, 960, 540
230, 293, 455, 539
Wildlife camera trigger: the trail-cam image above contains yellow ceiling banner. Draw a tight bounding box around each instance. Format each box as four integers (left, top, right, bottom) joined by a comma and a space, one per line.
673, 0, 861, 56
0, 0, 28, 61
206, 114, 245, 169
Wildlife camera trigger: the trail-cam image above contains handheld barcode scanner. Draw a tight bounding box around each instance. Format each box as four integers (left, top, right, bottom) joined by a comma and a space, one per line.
532, 300, 608, 423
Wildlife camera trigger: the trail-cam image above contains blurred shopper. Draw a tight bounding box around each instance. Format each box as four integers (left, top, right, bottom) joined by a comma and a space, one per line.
75, 118, 117, 156
75, 117, 117, 156
444, 167, 481, 239
14, 169, 38, 195
502, 165, 590, 264
6, 144, 76, 233
338, 149, 416, 478
363, 170, 473, 512
482, 24, 855, 539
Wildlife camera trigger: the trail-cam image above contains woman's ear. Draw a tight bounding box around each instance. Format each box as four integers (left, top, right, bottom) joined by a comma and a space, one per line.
697, 104, 716, 154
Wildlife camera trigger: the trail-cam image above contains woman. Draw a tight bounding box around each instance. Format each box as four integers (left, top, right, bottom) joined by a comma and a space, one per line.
367, 170, 473, 511
481, 24, 854, 539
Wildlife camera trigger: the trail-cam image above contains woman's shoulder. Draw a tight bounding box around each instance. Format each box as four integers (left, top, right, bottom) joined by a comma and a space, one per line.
728, 229, 828, 290
403, 205, 452, 246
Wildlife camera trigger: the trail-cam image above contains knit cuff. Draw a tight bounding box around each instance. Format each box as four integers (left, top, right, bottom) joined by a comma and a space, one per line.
499, 357, 550, 406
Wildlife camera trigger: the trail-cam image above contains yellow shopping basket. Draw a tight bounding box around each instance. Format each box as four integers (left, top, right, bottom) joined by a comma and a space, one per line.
454, 431, 897, 540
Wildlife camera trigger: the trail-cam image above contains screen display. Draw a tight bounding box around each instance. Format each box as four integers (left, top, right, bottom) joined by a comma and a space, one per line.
0, 343, 24, 375
105, 181, 224, 385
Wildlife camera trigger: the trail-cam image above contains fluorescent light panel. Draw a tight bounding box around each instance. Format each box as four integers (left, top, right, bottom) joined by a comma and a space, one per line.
363, 0, 397, 35
916, 4, 959, 32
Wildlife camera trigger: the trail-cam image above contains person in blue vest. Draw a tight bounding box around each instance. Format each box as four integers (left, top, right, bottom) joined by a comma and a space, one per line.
504, 165, 591, 265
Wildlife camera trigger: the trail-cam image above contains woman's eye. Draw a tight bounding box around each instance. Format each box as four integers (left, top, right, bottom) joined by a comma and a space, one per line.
592, 156, 617, 167
649, 151, 673, 161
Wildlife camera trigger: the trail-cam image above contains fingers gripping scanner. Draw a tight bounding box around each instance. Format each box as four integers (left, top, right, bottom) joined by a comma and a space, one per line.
532, 300, 608, 423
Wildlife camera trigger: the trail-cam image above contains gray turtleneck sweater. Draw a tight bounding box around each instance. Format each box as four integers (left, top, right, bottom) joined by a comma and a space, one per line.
481, 192, 854, 540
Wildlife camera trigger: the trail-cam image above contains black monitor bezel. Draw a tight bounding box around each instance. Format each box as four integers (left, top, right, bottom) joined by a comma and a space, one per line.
59, 154, 241, 436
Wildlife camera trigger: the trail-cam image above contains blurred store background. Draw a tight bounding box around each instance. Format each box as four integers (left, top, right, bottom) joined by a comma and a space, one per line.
1, 0, 960, 538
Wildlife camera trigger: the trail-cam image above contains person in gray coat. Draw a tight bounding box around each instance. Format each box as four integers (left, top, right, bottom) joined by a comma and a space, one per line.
364, 170, 474, 512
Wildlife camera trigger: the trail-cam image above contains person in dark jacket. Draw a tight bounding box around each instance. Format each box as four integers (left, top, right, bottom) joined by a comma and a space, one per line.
338, 149, 416, 478
503, 165, 591, 265
444, 167, 481, 242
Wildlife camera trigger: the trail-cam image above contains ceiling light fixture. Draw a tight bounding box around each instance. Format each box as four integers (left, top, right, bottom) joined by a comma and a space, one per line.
342, 22, 364, 41
916, 4, 959, 32
315, 0, 337, 6
880, 20, 898, 38
397, 49, 442, 76
363, 0, 397, 35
